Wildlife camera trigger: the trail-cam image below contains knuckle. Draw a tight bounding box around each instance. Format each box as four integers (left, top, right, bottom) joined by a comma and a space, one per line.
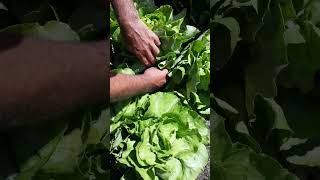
148, 42, 155, 48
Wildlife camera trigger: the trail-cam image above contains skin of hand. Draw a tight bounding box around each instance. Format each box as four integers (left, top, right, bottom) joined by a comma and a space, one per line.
111, 0, 161, 67
141, 67, 168, 92
110, 67, 168, 102
121, 19, 161, 67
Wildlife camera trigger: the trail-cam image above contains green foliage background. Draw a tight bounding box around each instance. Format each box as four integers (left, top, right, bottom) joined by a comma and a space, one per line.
211, 0, 320, 179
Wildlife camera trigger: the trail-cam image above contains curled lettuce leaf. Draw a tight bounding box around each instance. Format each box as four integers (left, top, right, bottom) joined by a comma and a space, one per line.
111, 92, 209, 180
164, 31, 210, 118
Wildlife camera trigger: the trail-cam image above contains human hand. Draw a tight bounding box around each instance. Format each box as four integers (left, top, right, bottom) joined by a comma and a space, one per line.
142, 67, 168, 92
121, 19, 161, 67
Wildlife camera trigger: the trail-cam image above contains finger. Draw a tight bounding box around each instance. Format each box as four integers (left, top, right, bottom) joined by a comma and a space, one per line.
150, 43, 160, 56
145, 50, 156, 65
141, 56, 151, 67
162, 69, 169, 81
153, 34, 161, 47
162, 69, 169, 74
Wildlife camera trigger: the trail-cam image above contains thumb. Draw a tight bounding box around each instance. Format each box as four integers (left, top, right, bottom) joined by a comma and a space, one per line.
162, 69, 169, 75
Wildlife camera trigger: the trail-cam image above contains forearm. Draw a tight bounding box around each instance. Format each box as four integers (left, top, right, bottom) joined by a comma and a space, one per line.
111, 0, 139, 27
110, 73, 150, 102
0, 34, 108, 128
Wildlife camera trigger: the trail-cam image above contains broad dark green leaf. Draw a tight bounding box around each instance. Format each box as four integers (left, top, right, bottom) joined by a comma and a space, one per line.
211, 111, 299, 180
277, 88, 320, 138
14, 129, 66, 180
280, 0, 297, 20
254, 96, 293, 137
0, 21, 80, 41
212, 17, 240, 70
211, 112, 233, 163
309, 0, 320, 26
284, 21, 305, 44
278, 22, 320, 93
40, 129, 83, 173
245, 1, 287, 116
287, 146, 320, 167
280, 138, 308, 151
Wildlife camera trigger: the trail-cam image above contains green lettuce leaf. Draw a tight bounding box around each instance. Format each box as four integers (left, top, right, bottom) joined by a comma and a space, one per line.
111, 92, 209, 180
165, 31, 210, 118
0, 21, 80, 41
110, 4, 200, 73
211, 112, 299, 180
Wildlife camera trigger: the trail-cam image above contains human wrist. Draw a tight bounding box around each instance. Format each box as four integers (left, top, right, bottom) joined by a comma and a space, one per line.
119, 16, 140, 31
139, 74, 155, 93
